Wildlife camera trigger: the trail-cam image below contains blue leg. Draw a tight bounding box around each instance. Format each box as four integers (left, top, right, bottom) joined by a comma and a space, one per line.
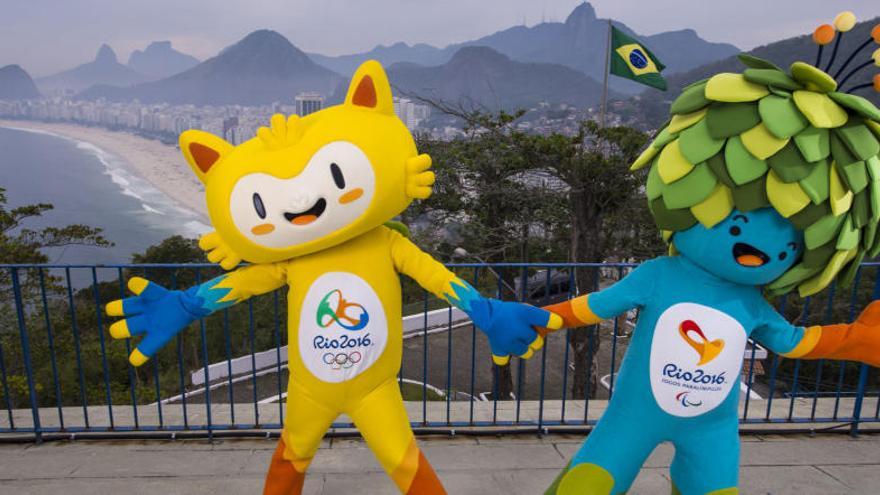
546, 409, 663, 494
669, 419, 740, 494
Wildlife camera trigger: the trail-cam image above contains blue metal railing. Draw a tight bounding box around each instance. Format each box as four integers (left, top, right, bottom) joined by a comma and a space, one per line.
0, 262, 879, 442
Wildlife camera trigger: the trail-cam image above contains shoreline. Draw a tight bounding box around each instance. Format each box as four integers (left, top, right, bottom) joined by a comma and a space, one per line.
0, 119, 208, 219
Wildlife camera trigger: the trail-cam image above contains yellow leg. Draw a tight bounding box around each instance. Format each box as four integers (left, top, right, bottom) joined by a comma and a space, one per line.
263, 385, 338, 495
348, 379, 446, 494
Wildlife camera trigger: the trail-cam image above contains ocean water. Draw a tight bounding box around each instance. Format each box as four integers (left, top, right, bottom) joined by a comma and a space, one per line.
0, 126, 211, 265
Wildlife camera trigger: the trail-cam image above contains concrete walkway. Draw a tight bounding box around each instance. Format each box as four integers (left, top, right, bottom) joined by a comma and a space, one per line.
0, 433, 879, 494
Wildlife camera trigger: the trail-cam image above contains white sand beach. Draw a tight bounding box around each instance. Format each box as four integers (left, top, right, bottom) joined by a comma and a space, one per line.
0, 119, 208, 218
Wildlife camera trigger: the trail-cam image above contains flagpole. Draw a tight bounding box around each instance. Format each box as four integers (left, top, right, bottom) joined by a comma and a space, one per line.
600, 19, 611, 128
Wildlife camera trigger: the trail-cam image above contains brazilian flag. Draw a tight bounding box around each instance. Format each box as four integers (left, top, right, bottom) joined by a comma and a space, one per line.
609, 25, 667, 90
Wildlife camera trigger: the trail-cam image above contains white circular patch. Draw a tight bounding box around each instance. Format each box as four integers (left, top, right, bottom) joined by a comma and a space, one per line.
298, 272, 387, 383
649, 302, 747, 417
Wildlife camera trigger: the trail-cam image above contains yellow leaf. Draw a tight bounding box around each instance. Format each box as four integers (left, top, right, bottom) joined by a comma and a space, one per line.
705, 73, 770, 102
690, 184, 734, 227
630, 143, 660, 171
741, 123, 790, 159
657, 140, 695, 183
829, 161, 854, 216
798, 248, 856, 297
792, 91, 848, 128
766, 170, 810, 217
668, 108, 708, 134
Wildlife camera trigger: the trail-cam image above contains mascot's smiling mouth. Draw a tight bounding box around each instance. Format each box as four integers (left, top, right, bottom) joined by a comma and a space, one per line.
733, 242, 769, 267
284, 198, 327, 226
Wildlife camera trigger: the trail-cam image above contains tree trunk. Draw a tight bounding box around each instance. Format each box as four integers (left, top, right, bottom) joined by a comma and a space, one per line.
567, 189, 603, 399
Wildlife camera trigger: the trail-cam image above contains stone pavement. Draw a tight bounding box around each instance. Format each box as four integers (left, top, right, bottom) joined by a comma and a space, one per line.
0, 433, 879, 494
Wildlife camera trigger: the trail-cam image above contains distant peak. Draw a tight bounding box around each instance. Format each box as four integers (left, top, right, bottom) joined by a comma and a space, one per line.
449, 46, 510, 64
146, 40, 173, 51
95, 44, 118, 64
565, 2, 597, 25
238, 29, 291, 46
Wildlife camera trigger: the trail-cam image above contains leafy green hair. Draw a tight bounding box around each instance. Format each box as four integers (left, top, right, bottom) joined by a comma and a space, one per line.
632, 55, 880, 297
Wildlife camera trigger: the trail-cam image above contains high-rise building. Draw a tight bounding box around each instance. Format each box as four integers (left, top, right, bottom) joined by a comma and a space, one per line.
295, 92, 324, 116
393, 97, 431, 130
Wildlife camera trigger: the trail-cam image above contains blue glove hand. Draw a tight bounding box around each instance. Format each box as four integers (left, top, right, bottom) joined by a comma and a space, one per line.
466, 298, 563, 365
105, 277, 208, 366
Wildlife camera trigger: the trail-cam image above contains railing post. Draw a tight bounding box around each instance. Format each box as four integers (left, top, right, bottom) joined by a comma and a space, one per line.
850, 364, 869, 437
10, 268, 42, 443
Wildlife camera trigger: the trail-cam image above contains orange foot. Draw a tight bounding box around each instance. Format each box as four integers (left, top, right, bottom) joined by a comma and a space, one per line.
263, 438, 306, 495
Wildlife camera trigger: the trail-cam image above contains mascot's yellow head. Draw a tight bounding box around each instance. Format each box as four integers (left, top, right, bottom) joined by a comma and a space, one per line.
179, 61, 433, 265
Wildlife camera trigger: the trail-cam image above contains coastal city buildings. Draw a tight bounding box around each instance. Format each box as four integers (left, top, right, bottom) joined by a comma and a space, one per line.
0, 95, 607, 144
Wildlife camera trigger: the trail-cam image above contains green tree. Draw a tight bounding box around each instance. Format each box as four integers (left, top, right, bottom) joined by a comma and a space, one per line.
409, 105, 567, 397
523, 121, 663, 398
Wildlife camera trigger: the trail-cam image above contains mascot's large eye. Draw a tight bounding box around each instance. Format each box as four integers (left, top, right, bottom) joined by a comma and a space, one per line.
330, 163, 345, 189
253, 192, 267, 219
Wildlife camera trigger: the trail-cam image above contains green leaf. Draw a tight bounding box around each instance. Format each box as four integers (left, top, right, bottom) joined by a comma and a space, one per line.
678, 119, 726, 164
797, 158, 830, 204
725, 136, 768, 185
731, 176, 770, 212
705, 103, 762, 139
738, 54, 782, 71
646, 160, 664, 200
828, 92, 880, 121
662, 163, 718, 209
649, 197, 698, 231
766, 141, 815, 182
852, 190, 869, 228
789, 201, 831, 230
706, 152, 735, 187
767, 262, 823, 290
838, 251, 865, 288
804, 213, 846, 250
790, 62, 837, 93
866, 156, 880, 181
830, 132, 861, 167
743, 68, 802, 91
651, 126, 678, 149
671, 81, 710, 115
793, 126, 830, 162
839, 160, 868, 194
834, 123, 880, 162
802, 241, 836, 268
758, 94, 809, 138
836, 215, 860, 250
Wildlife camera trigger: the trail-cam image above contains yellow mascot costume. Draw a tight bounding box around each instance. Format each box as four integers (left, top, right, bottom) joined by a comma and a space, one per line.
105, 61, 559, 494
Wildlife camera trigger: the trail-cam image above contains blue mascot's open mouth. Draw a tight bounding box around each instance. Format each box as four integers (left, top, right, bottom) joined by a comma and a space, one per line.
733, 242, 769, 267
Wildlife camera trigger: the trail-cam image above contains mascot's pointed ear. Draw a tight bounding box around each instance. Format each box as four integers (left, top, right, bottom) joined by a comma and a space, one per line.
344, 60, 395, 116
179, 130, 233, 183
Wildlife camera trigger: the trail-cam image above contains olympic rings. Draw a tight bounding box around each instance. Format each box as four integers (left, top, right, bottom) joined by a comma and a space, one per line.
322, 351, 362, 369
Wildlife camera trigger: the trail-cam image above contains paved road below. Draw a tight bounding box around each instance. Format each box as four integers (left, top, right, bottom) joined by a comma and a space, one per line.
1, 433, 879, 494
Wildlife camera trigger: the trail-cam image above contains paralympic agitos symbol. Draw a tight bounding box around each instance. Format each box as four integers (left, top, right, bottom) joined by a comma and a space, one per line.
316, 289, 370, 331
678, 320, 725, 366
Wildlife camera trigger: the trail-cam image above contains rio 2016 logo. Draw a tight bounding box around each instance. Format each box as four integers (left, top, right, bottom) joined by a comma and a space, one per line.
316, 289, 370, 331
679, 320, 725, 365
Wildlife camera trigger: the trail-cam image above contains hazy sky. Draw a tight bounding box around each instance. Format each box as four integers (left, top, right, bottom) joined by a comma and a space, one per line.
3, 0, 880, 77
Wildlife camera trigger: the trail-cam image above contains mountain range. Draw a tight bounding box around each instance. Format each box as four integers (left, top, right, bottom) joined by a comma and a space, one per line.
37, 44, 147, 94
310, 3, 739, 94
78, 30, 343, 106
0, 65, 40, 100
385, 46, 612, 110
127, 41, 200, 79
